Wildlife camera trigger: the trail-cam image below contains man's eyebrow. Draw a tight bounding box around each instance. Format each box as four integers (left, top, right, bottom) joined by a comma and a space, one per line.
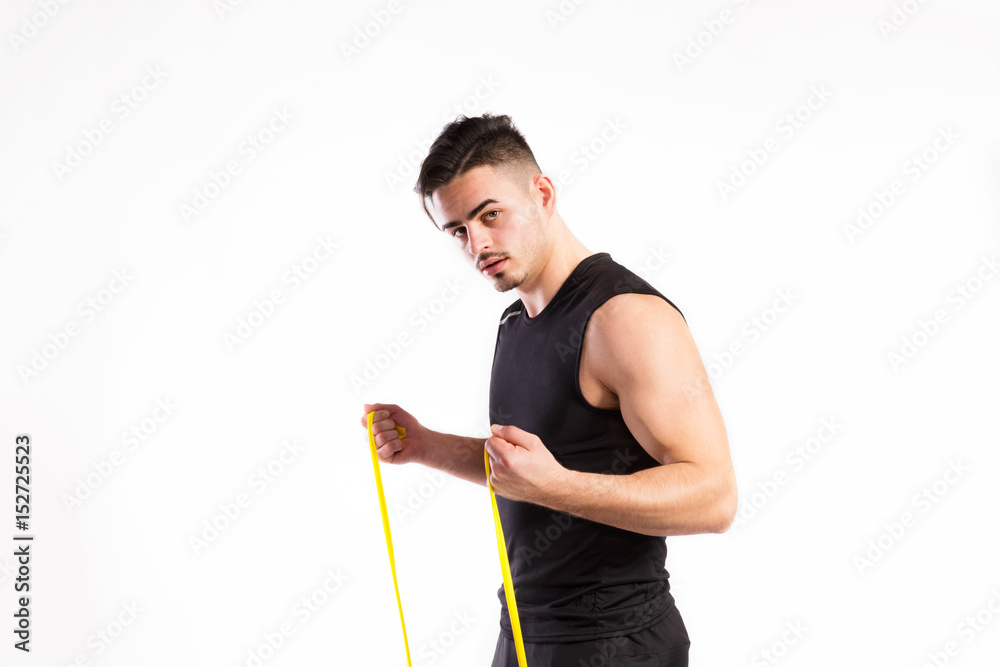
441, 198, 499, 232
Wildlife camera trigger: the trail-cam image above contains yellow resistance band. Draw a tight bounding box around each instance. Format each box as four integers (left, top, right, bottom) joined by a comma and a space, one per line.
366, 411, 411, 665
485, 445, 528, 667
366, 411, 527, 666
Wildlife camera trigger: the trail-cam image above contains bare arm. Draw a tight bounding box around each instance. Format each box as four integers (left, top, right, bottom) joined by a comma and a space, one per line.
421, 430, 488, 488
362, 404, 488, 487
484, 295, 737, 537
552, 294, 736, 536
543, 460, 728, 537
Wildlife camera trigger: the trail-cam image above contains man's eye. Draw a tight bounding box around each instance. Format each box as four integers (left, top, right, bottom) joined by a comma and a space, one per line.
485, 210, 499, 221
452, 227, 466, 238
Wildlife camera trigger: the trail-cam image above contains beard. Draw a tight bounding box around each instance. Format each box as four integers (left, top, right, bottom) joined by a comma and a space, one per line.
488, 206, 546, 293
490, 262, 521, 292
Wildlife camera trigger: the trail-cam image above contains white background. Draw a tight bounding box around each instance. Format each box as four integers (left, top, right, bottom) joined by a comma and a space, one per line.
2, 1, 999, 665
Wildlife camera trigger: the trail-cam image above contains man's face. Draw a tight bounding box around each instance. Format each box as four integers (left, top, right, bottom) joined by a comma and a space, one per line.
430, 164, 548, 293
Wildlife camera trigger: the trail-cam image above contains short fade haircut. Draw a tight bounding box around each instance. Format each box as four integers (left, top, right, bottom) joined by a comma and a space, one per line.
414, 113, 542, 229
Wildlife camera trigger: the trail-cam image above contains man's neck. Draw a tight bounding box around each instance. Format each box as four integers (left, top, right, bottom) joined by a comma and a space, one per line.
517, 233, 593, 318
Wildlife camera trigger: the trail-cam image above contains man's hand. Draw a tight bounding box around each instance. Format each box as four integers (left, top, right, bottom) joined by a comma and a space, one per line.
485, 423, 567, 504
361, 404, 426, 466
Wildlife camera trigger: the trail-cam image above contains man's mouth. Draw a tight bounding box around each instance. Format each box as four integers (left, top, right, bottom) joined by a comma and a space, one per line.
481, 257, 507, 276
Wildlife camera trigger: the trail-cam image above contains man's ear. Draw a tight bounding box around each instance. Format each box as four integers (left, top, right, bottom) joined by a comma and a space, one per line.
534, 172, 557, 214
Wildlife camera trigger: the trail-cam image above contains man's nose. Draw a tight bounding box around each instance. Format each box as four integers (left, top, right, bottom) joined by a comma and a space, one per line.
467, 224, 492, 256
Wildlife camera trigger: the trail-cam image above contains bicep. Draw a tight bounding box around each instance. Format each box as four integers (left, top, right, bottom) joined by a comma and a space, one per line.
589, 294, 729, 468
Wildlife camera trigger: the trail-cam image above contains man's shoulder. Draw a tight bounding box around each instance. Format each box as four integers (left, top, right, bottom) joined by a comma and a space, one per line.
584, 293, 691, 400
590, 292, 685, 329
578, 256, 686, 324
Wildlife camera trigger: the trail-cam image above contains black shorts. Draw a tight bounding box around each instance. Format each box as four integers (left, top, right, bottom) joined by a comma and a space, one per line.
491, 605, 690, 667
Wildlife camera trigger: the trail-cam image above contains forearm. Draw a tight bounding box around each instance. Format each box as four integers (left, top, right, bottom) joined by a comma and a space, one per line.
539, 462, 735, 537
421, 430, 488, 487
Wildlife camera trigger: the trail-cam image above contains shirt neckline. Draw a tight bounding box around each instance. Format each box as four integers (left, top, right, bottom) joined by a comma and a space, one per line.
520, 252, 609, 325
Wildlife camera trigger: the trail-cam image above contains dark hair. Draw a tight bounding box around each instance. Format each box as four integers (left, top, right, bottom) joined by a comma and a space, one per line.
414, 113, 542, 228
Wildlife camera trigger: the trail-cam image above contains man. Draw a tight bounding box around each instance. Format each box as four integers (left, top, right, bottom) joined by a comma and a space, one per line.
362, 113, 736, 666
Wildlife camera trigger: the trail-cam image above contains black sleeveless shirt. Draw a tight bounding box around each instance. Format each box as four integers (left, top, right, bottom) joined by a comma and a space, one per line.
489, 251, 687, 643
